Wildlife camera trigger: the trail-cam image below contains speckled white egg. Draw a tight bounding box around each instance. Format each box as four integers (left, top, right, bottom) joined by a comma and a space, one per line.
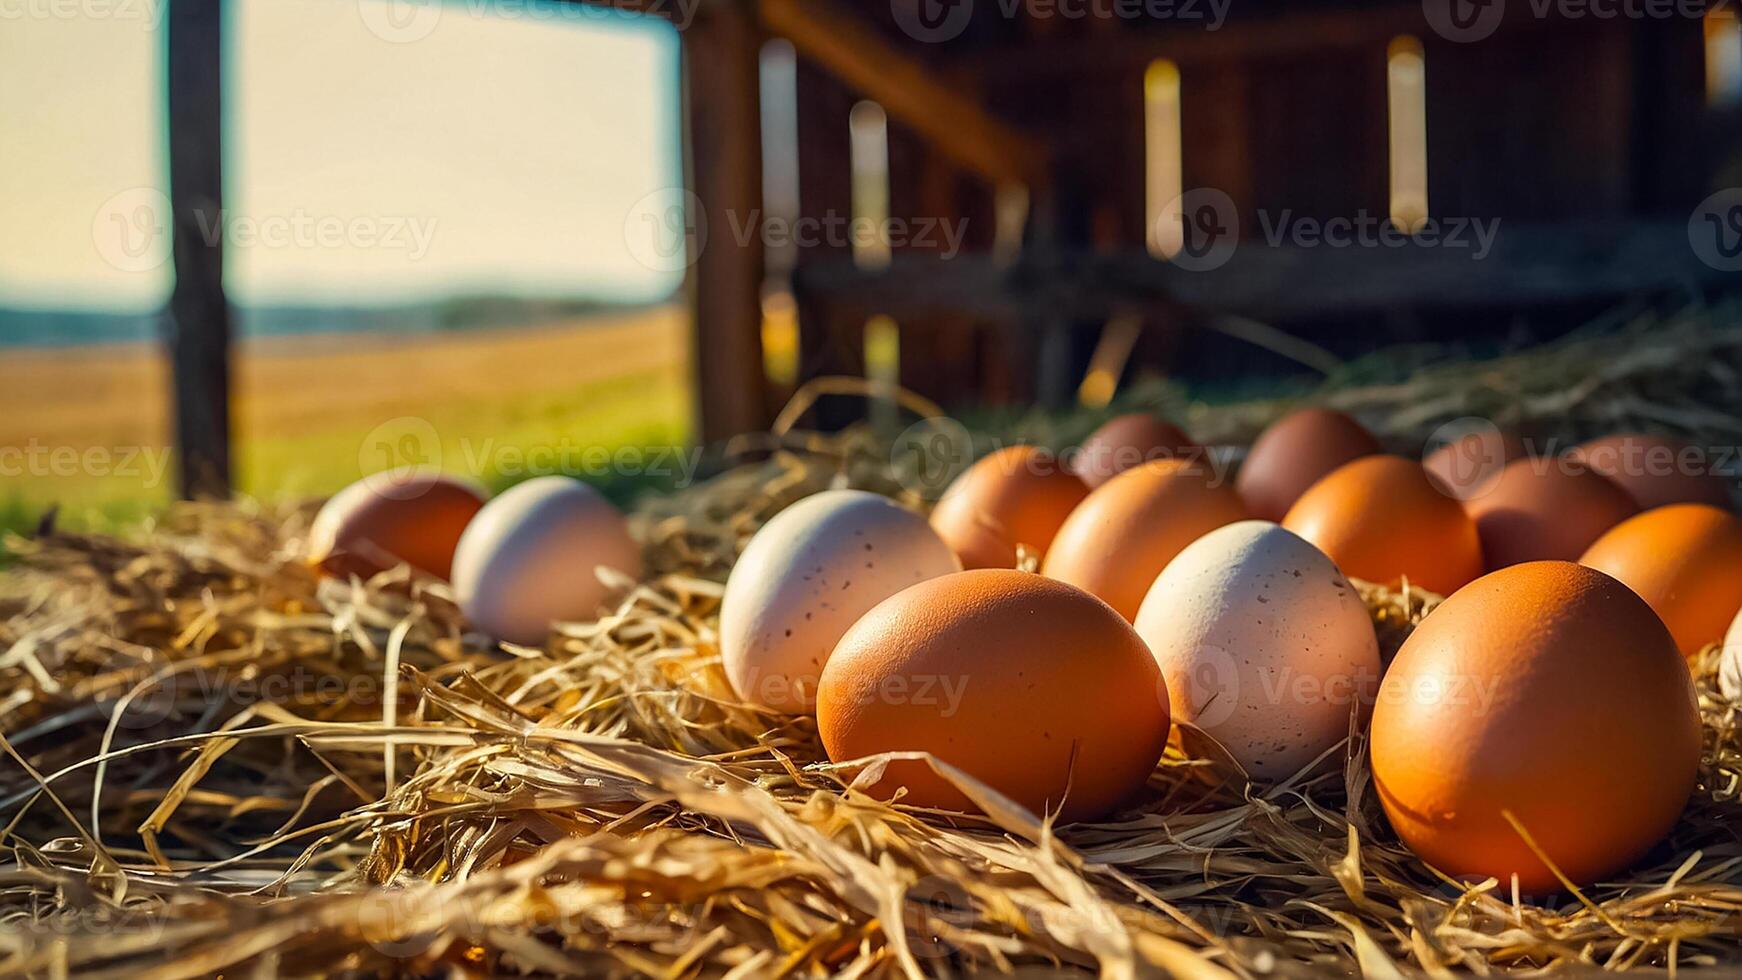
720, 490, 961, 712
1133, 520, 1380, 780
1722, 607, 1742, 702
452, 476, 642, 646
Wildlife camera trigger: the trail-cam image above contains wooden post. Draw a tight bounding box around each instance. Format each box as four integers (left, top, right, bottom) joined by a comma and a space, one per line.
683, 0, 769, 444
166, 0, 232, 499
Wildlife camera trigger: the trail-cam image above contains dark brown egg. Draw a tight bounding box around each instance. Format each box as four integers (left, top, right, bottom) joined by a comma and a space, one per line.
1464, 459, 1638, 569
1235, 408, 1382, 522
1072, 414, 1201, 489
1423, 427, 1527, 500
1372, 561, 1699, 892
308, 472, 488, 580
1569, 433, 1733, 511
929, 446, 1089, 569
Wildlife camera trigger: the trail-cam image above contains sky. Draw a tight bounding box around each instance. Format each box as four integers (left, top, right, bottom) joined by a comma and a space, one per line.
0, 0, 684, 312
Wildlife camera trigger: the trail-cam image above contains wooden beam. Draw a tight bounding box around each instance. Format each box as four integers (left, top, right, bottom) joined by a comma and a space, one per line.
959, 2, 1571, 84
166, 0, 232, 499
682, 0, 770, 443
791, 221, 1733, 325
758, 0, 1048, 189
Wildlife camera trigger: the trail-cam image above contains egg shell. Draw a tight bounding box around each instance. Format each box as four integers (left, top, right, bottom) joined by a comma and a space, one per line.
1464, 458, 1638, 569
1721, 607, 1742, 701
1133, 521, 1380, 780
719, 490, 961, 712
1072, 414, 1202, 489
1423, 427, 1526, 499
307, 471, 487, 581
451, 476, 641, 646
1282, 455, 1483, 596
1579, 503, 1742, 659
1570, 432, 1732, 511
1370, 561, 1700, 892
929, 446, 1089, 569
1235, 408, 1382, 522
817, 569, 1169, 822
1042, 459, 1247, 621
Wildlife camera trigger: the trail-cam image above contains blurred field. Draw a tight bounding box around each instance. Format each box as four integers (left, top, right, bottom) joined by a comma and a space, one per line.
0, 305, 690, 534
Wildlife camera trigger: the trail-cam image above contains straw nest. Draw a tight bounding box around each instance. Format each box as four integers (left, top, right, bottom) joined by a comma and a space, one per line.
2, 305, 1741, 979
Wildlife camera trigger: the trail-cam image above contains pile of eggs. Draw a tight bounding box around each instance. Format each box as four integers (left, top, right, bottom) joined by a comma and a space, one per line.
307, 472, 641, 646
305, 411, 1739, 894
726, 411, 1733, 894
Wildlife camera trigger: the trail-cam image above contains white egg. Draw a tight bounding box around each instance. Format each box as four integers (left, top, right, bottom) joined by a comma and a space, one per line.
1722, 607, 1742, 702
1134, 520, 1379, 780
720, 489, 961, 712
452, 476, 642, 646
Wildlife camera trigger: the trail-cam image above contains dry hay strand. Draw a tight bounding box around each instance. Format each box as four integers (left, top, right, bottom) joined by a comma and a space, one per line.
3, 314, 1742, 978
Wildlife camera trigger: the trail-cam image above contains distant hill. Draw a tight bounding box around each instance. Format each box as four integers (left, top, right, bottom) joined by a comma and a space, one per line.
0, 295, 667, 348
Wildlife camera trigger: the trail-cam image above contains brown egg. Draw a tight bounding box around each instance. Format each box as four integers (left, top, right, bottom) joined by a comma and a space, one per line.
1282, 455, 1482, 596
1235, 408, 1382, 522
929, 446, 1089, 569
817, 569, 1169, 821
1569, 433, 1733, 511
1042, 459, 1247, 621
1423, 427, 1527, 500
1580, 503, 1742, 659
1464, 459, 1638, 569
1072, 413, 1201, 489
308, 472, 488, 580
1371, 562, 1699, 892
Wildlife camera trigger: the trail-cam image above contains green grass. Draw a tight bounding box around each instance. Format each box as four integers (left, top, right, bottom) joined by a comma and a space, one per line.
1, 367, 690, 540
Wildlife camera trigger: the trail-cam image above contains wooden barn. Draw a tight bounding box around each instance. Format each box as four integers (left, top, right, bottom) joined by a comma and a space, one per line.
160, 0, 1742, 494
